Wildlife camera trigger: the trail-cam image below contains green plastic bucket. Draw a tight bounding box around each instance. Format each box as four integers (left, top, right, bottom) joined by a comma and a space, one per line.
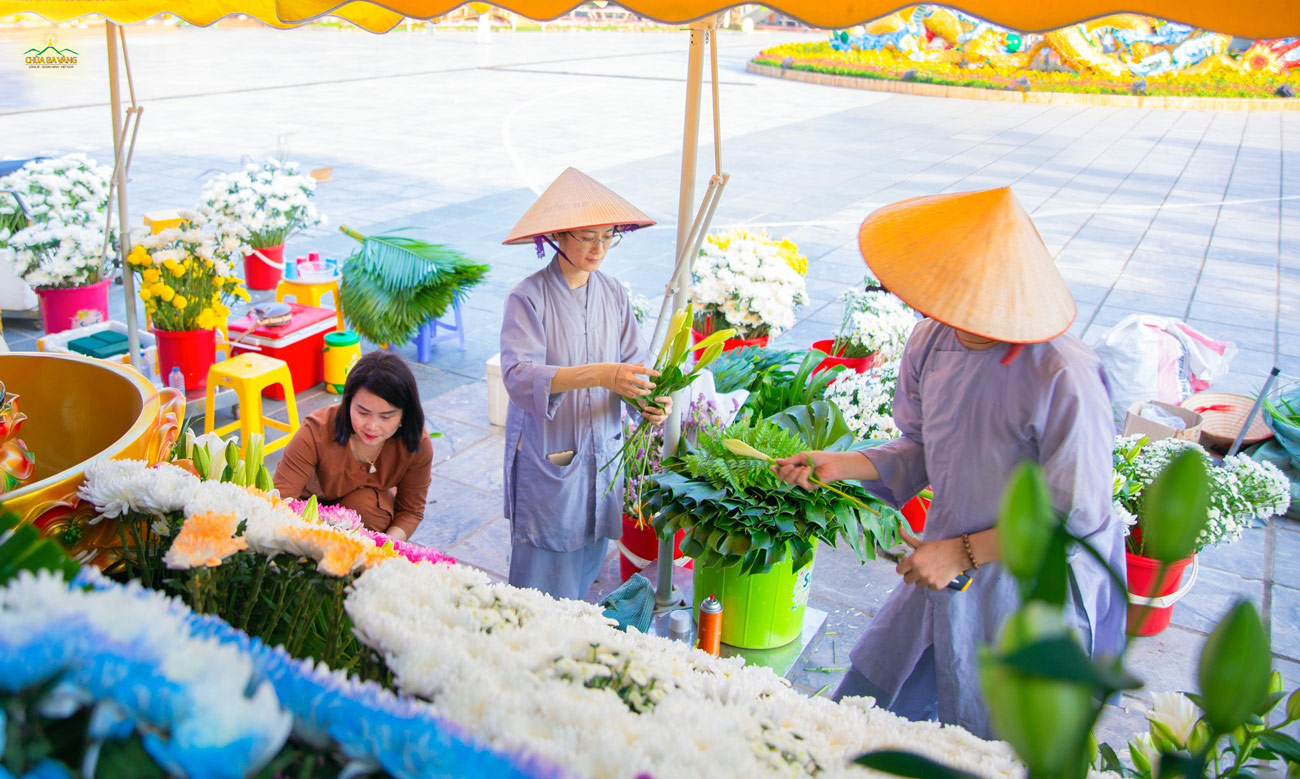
692, 542, 817, 649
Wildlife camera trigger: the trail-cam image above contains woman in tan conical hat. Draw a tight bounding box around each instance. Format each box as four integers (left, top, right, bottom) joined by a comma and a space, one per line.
774, 187, 1125, 739
498, 167, 671, 601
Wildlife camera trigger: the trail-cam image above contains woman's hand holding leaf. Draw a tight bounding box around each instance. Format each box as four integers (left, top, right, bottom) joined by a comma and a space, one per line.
609, 363, 658, 399
771, 450, 860, 490
640, 396, 673, 425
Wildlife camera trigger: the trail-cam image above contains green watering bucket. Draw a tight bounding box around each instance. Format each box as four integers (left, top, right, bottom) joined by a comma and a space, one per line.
692, 541, 817, 650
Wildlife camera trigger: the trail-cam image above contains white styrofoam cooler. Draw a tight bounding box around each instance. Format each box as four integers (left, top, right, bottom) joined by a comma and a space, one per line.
486, 352, 507, 427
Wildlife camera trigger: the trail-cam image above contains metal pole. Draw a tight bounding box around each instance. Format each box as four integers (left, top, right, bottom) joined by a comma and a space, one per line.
1227, 367, 1280, 457
106, 22, 142, 372
656, 19, 711, 609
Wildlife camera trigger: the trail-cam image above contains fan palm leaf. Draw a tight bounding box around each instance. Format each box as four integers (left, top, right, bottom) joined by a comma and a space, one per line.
338, 225, 489, 346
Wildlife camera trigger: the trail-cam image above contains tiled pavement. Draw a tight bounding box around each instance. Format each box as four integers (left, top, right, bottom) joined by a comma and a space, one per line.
4, 24, 1300, 748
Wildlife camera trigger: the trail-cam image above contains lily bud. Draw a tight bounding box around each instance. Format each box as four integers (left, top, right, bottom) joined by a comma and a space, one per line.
1198, 600, 1271, 733
979, 602, 1096, 776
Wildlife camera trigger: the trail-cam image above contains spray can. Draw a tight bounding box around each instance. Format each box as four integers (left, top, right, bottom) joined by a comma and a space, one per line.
696, 595, 722, 656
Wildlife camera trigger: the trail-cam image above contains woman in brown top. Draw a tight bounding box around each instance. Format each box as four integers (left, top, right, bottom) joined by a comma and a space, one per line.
274, 351, 432, 540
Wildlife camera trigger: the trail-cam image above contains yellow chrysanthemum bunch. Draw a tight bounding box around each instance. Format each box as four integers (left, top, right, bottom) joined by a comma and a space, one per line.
128, 215, 250, 333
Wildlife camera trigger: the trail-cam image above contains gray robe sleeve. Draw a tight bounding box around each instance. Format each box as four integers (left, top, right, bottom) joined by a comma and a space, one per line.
860, 329, 929, 508
501, 289, 563, 421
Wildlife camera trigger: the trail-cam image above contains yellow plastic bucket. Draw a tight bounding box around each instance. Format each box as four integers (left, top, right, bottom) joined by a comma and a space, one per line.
323, 330, 361, 394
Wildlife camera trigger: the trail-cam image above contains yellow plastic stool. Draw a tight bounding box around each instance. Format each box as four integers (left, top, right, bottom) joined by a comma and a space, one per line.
276, 278, 344, 332
204, 352, 300, 455
143, 210, 188, 234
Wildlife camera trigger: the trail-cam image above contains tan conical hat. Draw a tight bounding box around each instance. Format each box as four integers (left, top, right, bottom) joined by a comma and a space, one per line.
858, 187, 1075, 344
503, 167, 655, 246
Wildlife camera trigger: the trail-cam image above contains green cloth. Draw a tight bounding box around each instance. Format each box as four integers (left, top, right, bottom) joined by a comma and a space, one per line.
600, 573, 655, 633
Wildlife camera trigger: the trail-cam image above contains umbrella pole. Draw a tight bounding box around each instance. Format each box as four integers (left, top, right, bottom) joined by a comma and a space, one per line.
106, 22, 142, 372
656, 18, 713, 610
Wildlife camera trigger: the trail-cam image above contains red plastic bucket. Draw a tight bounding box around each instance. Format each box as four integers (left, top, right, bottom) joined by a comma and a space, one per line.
690, 328, 768, 361
1126, 553, 1196, 636
618, 514, 690, 582
901, 495, 930, 535
35, 279, 111, 334
243, 244, 285, 291
153, 328, 217, 392
811, 339, 878, 375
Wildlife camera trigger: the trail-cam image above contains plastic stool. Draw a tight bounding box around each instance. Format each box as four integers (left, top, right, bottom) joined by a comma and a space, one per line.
276, 278, 344, 331
414, 298, 466, 363
204, 352, 300, 455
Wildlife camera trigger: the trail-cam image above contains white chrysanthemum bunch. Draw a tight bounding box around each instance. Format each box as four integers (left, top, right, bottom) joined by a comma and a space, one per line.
79, 459, 374, 574
346, 558, 1028, 779
692, 228, 809, 339
1113, 435, 1292, 552
621, 281, 655, 325
825, 361, 902, 442
834, 288, 916, 360
0, 153, 115, 289
198, 158, 325, 251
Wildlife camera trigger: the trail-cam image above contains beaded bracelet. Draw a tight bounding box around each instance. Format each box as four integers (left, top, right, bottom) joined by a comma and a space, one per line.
961, 532, 979, 570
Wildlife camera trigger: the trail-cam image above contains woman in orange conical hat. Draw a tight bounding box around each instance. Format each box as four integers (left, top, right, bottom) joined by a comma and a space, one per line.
499, 167, 669, 601
774, 187, 1125, 739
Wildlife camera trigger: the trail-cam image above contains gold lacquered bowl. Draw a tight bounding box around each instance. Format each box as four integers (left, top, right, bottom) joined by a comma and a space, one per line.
0, 353, 184, 567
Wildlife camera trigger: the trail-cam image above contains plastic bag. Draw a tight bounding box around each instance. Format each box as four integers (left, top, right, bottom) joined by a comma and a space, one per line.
1092, 314, 1237, 430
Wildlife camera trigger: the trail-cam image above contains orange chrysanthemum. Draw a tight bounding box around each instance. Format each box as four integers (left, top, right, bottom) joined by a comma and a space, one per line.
163, 511, 248, 570
278, 525, 395, 577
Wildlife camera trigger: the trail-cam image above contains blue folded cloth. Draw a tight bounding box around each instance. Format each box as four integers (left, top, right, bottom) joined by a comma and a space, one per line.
600, 573, 655, 633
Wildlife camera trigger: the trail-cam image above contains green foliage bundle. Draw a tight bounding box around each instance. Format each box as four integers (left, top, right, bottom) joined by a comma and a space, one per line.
648, 402, 901, 575
741, 348, 844, 420
338, 226, 489, 346
709, 345, 804, 394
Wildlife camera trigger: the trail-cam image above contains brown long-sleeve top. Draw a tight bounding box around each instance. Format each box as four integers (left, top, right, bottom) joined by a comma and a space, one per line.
273, 404, 433, 537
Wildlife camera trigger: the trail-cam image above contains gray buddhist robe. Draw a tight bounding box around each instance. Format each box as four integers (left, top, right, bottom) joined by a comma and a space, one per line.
500, 257, 641, 557
851, 318, 1127, 739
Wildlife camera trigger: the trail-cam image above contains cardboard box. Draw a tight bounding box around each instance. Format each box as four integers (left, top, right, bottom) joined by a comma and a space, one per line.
1122, 400, 1203, 443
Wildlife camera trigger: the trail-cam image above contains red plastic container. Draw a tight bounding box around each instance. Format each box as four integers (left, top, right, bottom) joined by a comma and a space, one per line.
811, 339, 878, 375
154, 327, 217, 392
901, 495, 930, 535
690, 328, 768, 360
618, 514, 691, 582
242, 243, 285, 291
1126, 552, 1194, 636
227, 303, 338, 399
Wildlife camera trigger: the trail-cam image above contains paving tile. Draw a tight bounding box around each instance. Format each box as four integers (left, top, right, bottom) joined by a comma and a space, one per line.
433, 437, 504, 494
1272, 585, 1300, 662
1123, 625, 1206, 697
1274, 523, 1300, 591
446, 515, 512, 581
1198, 525, 1268, 581
1170, 564, 1264, 635
426, 415, 498, 464
409, 476, 503, 551
423, 379, 496, 430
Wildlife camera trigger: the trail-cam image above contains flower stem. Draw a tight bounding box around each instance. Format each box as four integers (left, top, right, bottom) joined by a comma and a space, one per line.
238, 556, 269, 631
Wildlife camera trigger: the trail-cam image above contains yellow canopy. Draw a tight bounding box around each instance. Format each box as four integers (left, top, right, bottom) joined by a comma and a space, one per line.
2, 0, 404, 29
6, 0, 1299, 37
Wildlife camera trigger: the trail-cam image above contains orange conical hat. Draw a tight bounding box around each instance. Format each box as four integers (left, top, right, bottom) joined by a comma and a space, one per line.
503, 167, 655, 246
858, 187, 1075, 344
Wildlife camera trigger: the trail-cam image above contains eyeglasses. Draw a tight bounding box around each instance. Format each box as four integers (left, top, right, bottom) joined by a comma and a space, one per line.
567, 231, 622, 250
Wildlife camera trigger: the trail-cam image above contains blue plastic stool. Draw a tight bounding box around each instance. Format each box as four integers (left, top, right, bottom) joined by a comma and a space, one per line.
414, 297, 466, 362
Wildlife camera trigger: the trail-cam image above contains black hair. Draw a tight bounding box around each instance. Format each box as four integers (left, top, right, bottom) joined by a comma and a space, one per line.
334, 351, 425, 454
